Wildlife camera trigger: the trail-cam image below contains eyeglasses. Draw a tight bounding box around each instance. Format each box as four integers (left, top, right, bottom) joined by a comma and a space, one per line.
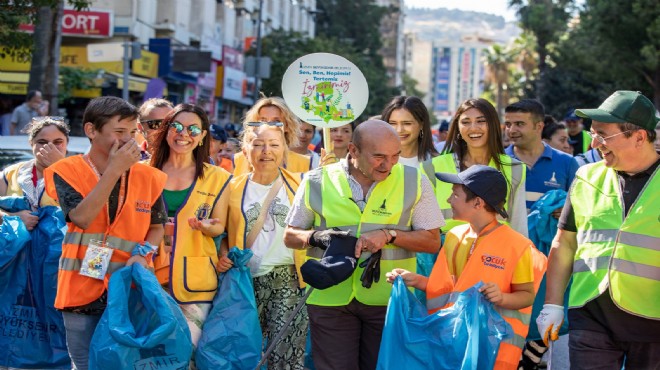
587, 130, 631, 145
141, 119, 163, 130
247, 121, 284, 127
169, 121, 203, 137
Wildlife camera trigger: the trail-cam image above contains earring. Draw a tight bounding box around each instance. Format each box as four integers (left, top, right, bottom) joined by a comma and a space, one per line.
419, 130, 424, 139
457, 133, 462, 141
198, 141, 203, 147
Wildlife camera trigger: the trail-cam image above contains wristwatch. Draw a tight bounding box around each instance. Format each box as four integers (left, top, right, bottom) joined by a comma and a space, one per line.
387, 229, 397, 244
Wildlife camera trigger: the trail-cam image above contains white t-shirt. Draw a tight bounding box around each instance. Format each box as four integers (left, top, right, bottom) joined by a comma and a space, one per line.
398, 155, 423, 168
243, 178, 294, 277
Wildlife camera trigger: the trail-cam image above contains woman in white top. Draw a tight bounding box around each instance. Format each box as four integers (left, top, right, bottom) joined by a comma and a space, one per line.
226, 122, 308, 369
381, 96, 439, 167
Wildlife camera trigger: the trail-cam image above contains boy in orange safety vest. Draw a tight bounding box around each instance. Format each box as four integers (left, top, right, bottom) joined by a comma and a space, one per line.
387, 165, 546, 370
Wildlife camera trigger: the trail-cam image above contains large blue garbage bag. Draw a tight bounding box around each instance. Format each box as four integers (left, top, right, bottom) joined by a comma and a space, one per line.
196, 247, 262, 370
89, 264, 192, 370
526, 190, 570, 340
0, 196, 70, 369
377, 277, 512, 370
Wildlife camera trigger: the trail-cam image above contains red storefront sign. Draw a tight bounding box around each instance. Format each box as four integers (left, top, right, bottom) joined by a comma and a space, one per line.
20, 9, 113, 38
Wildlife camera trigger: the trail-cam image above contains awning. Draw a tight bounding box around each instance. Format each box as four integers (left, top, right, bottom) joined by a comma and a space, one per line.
0, 71, 29, 94
108, 72, 168, 95
0, 70, 101, 98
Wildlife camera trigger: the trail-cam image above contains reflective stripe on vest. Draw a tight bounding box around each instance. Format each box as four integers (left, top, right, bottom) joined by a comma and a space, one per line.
63, 232, 136, 254
306, 247, 415, 260
569, 162, 660, 318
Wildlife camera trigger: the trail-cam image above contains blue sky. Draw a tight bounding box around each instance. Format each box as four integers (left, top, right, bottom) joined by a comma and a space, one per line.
404, 0, 517, 21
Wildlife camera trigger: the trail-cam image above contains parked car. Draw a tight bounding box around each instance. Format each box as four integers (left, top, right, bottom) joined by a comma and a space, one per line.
0, 135, 90, 170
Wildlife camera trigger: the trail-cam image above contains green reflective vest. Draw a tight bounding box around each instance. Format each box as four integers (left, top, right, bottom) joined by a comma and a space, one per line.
422, 153, 525, 233
569, 162, 660, 319
304, 162, 421, 306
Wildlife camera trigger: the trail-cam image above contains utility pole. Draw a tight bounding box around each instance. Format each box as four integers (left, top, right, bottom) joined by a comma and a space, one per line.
253, 0, 264, 101
123, 40, 130, 101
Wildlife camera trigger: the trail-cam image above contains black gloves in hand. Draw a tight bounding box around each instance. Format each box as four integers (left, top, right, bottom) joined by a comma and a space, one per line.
359, 250, 382, 288
309, 227, 351, 250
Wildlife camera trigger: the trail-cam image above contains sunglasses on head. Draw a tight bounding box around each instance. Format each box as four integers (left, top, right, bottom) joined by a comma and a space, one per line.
141, 119, 163, 130
32, 116, 65, 123
247, 121, 284, 127
169, 121, 203, 137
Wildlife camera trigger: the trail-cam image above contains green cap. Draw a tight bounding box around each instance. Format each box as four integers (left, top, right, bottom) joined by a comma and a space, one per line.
575, 90, 659, 131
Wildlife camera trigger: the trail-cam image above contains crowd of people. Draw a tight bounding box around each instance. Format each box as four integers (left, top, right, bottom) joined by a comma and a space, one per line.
0, 89, 658, 370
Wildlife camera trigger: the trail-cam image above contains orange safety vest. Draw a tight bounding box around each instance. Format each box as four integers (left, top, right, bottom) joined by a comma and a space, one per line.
425, 224, 547, 370
44, 155, 167, 309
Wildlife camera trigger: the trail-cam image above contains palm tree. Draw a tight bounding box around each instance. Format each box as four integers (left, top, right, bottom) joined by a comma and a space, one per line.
511, 31, 538, 95
483, 44, 515, 118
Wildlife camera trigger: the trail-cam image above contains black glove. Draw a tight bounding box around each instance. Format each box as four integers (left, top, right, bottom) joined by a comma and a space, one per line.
359, 250, 382, 288
309, 227, 351, 250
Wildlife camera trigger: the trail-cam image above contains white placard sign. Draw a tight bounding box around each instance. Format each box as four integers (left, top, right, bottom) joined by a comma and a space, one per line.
281, 53, 369, 128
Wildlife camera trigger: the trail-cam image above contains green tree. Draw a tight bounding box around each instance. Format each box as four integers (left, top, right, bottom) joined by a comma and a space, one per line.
401, 73, 423, 99
508, 0, 573, 98
1, 0, 91, 114
483, 44, 515, 117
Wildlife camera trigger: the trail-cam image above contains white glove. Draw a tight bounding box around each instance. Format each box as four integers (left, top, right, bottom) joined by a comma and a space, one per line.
536, 304, 564, 345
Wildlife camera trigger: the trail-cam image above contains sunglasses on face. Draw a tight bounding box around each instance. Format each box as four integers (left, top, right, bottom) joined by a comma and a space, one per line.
141, 119, 163, 130
169, 121, 203, 137
247, 121, 284, 127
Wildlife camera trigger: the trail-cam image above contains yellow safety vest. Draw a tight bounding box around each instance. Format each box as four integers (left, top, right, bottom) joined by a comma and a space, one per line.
422, 153, 525, 232
3, 160, 58, 207
568, 162, 659, 318
227, 167, 307, 288
168, 164, 232, 304
304, 162, 421, 306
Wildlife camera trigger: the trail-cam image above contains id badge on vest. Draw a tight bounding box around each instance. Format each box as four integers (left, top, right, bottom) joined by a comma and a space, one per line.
79, 239, 114, 280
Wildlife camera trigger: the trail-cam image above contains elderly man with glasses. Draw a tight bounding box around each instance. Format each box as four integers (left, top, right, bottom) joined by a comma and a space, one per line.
538, 91, 660, 370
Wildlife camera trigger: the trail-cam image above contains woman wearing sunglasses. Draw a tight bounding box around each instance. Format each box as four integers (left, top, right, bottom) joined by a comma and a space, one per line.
232, 96, 310, 175
0, 116, 69, 228
226, 122, 308, 369
149, 104, 232, 365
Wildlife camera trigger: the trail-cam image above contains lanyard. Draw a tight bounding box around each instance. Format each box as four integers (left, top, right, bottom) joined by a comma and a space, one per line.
451, 219, 501, 276
83, 155, 127, 225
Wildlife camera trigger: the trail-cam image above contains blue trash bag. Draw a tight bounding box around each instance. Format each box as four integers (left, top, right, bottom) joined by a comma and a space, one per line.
377, 277, 513, 370
527, 190, 570, 340
196, 247, 262, 370
0, 197, 71, 369
89, 264, 193, 370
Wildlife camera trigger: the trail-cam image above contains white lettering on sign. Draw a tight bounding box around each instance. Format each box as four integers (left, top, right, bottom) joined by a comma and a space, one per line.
62, 14, 100, 32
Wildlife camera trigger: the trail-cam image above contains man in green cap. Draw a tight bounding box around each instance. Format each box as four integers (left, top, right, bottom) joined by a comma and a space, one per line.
537, 90, 660, 369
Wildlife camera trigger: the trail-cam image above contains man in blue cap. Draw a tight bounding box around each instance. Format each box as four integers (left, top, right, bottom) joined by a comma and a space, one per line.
564, 109, 591, 155
538, 91, 660, 369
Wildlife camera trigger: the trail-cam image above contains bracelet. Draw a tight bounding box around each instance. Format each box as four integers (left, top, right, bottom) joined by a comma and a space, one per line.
381, 229, 390, 243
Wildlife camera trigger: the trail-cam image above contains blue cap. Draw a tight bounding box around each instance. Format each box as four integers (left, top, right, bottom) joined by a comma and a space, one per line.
435, 165, 509, 219
439, 120, 449, 131
300, 234, 358, 290
209, 124, 227, 141
564, 109, 580, 121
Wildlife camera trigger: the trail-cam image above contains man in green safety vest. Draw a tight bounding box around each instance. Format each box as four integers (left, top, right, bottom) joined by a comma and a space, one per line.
538, 91, 660, 369
284, 119, 443, 370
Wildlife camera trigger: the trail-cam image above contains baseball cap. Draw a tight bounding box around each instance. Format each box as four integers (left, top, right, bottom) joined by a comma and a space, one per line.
564, 109, 580, 121
209, 124, 227, 141
575, 90, 660, 131
300, 234, 358, 290
439, 120, 450, 132
435, 165, 509, 219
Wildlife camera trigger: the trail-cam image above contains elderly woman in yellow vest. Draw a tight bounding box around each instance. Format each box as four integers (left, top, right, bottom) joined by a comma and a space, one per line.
232, 96, 311, 175
0, 116, 69, 225
423, 98, 527, 236
149, 104, 232, 363
226, 122, 308, 369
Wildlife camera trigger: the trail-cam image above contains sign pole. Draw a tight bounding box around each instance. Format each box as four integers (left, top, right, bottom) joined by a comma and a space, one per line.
122, 40, 130, 101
